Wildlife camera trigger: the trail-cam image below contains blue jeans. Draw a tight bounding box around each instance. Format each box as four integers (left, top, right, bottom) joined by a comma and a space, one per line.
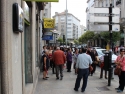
74, 68, 89, 91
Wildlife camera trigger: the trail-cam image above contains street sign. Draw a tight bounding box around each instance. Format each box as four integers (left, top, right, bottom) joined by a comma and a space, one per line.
44, 31, 53, 35
89, 7, 109, 14
89, 16, 120, 23
89, 7, 120, 14
43, 18, 55, 28
89, 24, 120, 32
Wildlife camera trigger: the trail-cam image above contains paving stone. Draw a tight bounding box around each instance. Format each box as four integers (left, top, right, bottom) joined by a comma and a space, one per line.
34, 68, 125, 94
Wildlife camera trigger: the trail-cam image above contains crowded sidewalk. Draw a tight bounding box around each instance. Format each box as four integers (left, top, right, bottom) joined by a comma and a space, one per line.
34, 67, 124, 94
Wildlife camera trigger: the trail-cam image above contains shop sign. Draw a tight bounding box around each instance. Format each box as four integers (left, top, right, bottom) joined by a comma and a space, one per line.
23, 0, 59, 2
13, 3, 24, 32
42, 35, 53, 40
24, 2, 29, 22
43, 18, 55, 28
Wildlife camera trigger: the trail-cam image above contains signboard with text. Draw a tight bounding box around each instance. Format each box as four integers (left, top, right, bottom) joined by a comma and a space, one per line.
43, 18, 55, 28
42, 35, 53, 40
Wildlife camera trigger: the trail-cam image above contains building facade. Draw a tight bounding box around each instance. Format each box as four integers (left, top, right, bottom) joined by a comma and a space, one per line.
80, 25, 86, 35
86, 0, 121, 47
53, 11, 80, 42
0, 0, 48, 94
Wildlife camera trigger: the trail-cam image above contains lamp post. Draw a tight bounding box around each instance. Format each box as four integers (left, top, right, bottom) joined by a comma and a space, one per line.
65, 0, 67, 47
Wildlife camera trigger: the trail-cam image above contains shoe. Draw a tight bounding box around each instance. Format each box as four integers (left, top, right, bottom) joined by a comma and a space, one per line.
60, 77, 63, 80
117, 89, 123, 93
115, 88, 119, 90
81, 90, 85, 93
46, 77, 49, 78
100, 77, 102, 79
56, 77, 59, 80
43, 78, 48, 80
91, 74, 93, 76
74, 88, 78, 91
105, 77, 107, 79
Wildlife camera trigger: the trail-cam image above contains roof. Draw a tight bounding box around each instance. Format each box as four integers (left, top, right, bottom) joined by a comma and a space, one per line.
53, 11, 80, 22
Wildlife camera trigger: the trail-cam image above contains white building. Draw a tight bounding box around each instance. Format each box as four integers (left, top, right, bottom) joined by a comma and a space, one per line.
80, 25, 86, 35
53, 10, 80, 41
86, 0, 118, 31
43, 2, 51, 18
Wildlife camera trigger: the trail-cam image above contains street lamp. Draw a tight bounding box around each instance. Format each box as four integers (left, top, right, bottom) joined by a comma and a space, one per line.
65, 0, 67, 47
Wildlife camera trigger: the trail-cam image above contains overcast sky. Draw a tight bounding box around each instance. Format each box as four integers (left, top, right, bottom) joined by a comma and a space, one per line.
51, 0, 87, 27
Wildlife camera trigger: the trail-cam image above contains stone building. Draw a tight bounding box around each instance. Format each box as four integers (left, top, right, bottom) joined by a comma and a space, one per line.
0, 0, 52, 94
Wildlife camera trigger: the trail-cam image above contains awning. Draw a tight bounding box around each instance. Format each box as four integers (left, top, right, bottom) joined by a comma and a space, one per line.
23, 0, 59, 2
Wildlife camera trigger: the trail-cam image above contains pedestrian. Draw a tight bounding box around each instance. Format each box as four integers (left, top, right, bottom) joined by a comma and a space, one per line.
74, 48, 92, 93
53, 47, 66, 80
66, 48, 73, 72
73, 48, 79, 74
115, 48, 125, 93
48, 46, 53, 68
52, 46, 57, 74
86, 47, 96, 76
42, 50, 49, 80
99, 55, 108, 79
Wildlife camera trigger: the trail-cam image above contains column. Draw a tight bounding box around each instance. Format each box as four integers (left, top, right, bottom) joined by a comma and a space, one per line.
0, 0, 9, 94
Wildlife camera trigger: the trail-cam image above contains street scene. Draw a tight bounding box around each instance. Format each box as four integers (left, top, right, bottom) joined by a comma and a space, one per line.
0, 0, 125, 94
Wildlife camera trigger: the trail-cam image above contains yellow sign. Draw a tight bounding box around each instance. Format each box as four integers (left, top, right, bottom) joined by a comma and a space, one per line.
23, 0, 59, 2
43, 18, 55, 28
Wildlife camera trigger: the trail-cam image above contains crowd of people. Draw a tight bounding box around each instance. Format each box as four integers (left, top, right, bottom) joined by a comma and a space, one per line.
40, 45, 125, 93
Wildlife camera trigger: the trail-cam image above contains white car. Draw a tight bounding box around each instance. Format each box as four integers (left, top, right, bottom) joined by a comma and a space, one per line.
93, 47, 102, 49
96, 49, 117, 63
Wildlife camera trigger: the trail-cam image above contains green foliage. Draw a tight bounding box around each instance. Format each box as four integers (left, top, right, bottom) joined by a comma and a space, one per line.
100, 31, 120, 42
57, 37, 63, 43
79, 31, 120, 43
74, 39, 79, 45
78, 31, 94, 43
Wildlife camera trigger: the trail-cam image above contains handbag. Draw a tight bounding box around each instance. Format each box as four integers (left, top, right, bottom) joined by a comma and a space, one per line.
89, 66, 93, 72
114, 66, 121, 76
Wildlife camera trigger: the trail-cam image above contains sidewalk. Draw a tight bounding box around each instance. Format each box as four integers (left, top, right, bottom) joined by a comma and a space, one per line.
34, 68, 124, 94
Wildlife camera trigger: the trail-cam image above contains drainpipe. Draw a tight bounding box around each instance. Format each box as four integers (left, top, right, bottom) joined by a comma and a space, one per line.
0, 0, 9, 94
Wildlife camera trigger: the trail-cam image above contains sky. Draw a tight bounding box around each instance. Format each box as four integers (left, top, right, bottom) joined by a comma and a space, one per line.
51, 0, 87, 27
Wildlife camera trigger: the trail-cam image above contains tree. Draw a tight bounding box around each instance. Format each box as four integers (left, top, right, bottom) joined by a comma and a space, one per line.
74, 39, 79, 45
100, 31, 120, 42
57, 37, 63, 43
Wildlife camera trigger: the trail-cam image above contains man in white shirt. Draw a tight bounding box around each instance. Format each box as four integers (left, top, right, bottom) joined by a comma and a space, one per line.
74, 48, 92, 93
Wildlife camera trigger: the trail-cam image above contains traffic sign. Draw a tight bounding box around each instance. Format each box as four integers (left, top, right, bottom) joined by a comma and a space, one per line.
43, 18, 55, 28
89, 24, 120, 32
89, 16, 120, 23
89, 7, 120, 14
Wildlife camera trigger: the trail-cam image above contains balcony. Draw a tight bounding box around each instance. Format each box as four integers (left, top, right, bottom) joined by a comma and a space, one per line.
116, 0, 121, 6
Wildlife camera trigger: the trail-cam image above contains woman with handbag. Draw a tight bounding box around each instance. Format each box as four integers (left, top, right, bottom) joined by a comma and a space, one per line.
115, 48, 125, 93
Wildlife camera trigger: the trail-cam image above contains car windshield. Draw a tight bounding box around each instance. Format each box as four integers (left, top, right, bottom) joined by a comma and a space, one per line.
97, 50, 107, 55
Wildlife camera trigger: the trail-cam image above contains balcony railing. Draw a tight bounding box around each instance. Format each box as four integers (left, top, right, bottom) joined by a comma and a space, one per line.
116, 0, 121, 6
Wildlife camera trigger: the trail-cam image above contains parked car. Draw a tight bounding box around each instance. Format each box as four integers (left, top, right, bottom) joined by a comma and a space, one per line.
96, 49, 117, 64
92, 47, 102, 49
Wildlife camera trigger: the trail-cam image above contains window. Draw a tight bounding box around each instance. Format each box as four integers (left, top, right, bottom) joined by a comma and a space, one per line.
68, 19, 71, 21
68, 23, 71, 25
67, 27, 71, 29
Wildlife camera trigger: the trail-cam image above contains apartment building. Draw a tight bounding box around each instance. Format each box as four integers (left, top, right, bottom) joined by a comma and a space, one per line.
53, 10, 80, 42
80, 25, 86, 35
86, 0, 121, 47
